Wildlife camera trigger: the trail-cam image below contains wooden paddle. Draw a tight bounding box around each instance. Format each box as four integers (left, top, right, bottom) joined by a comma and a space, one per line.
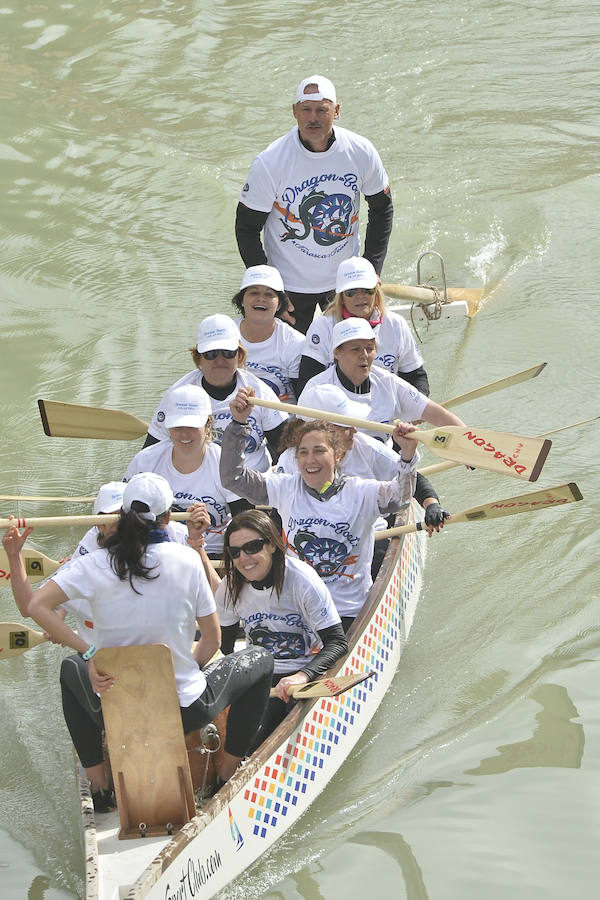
0, 512, 195, 529
270, 671, 375, 699
441, 363, 547, 409
0, 622, 48, 660
250, 396, 551, 482
0, 494, 96, 502
38, 398, 149, 440
0, 547, 61, 583
418, 416, 598, 477
35, 365, 545, 442
381, 282, 484, 317
374, 482, 583, 540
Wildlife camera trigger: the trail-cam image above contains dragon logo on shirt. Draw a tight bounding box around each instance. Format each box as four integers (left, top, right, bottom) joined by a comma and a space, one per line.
292, 530, 355, 578
248, 626, 306, 659
276, 190, 357, 246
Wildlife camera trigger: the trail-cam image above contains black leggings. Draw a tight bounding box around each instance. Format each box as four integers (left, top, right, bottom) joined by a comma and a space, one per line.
60, 647, 274, 768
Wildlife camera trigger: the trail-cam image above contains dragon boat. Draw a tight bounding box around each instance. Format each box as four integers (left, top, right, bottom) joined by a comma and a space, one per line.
80, 498, 427, 900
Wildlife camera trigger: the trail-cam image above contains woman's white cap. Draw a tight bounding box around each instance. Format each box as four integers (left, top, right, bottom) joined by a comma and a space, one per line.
196, 314, 240, 354
295, 75, 337, 105
93, 481, 125, 515
164, 385, 212, 429
297, 384, 366, 422
122, 473, 173, 521
332, 317, 376, 349
240, 265, 284, 293
336, 256, 377, 293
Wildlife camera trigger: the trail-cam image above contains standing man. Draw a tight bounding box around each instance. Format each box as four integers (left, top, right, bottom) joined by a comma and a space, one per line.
235, 75, 394, 334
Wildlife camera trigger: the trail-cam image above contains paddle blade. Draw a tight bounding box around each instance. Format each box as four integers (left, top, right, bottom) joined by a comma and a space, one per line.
375, 482, 584, 540
0, 623, 48, 660
381, 282, 484, 315
38, 399, 148, 441
0, 548, 60, 584
452, 482, 583, 524
414, 426, 551, 481
287, 671, 375, 699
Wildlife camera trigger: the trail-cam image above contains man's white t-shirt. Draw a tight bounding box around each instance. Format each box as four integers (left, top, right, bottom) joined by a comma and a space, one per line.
123, 441, 238, 555
304, 311, 423, 375
52, 542, 215, 706
239, 126, 389, 293
148, 369, 287, 472
235, 317, 304, 403
215, 556, 340, 675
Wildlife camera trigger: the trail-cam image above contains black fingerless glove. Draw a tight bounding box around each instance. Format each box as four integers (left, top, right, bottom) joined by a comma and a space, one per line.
424, 502, 449, 528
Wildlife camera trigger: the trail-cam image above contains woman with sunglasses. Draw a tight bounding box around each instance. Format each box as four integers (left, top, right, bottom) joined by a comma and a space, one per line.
232, 265, 305, 404
220, 390, 420, 626
2, 473, 274, 812
144, 314, 287, 470
217, 510, 347, 744
297, 257, 429, 396
124, 384, 244, 557
299, 317, 464, 445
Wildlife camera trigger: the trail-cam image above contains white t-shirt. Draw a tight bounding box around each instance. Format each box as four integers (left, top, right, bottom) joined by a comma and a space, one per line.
304, 311, 423, 375
52, 542, 215, 707
298, 367, 428, 441
57, 523, 192, 642
234, 317, 304, 403
215, 557, 339, 675
239, 126, 389, 293
262, 472, 386, 618
148, 368, 287, 472
123, 441, 238, 555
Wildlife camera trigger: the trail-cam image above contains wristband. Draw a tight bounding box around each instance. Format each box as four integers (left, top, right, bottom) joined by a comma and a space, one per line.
82, 643, 97, 661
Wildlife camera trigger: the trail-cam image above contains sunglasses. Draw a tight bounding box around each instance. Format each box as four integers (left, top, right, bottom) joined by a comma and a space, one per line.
227, 537, 269, 559
344, 287, 376, 297
200, 348, 238, 360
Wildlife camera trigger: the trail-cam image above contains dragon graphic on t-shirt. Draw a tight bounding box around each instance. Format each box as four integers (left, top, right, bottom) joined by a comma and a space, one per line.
248, 625, 306, 660
276, 190, 356, 246
292, 530, 354, 579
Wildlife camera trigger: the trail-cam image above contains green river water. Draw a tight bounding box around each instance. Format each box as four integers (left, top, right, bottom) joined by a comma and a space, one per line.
0, 1, 598, 897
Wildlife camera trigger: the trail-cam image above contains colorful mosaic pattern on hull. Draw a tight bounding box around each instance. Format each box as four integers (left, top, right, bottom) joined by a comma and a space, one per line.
243, 531, 421, 839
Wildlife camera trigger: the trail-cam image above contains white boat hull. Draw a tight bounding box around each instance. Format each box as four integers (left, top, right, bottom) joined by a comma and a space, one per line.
84, 503, 427, 899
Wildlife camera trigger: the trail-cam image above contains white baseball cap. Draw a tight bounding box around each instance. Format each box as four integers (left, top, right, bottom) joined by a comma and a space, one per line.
332, 317, 376, 349
122, 472, 173, 522
297, 383, 366, 422
295, 75, 337, 105
164, 384, 212, 430
336, 256, 377, 293
196, 314, 240, 354
240, 265, 284, 293
93, 481, 125, 515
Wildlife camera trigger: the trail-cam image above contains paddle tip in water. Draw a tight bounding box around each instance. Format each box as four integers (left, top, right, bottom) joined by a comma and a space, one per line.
529, 438, 552, 482
37, 399, 52, 437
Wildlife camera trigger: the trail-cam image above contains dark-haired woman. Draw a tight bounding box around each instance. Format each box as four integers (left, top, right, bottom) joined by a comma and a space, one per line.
220, 389, 419, 627
216, 510, 347, 744
232, 266, 305, 403
2, 472, 273, 812
144, 314, 287, 469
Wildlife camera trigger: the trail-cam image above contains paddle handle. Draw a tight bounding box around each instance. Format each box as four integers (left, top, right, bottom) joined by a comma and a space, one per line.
249, 395, 395, 436
0, 512, 193, 529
